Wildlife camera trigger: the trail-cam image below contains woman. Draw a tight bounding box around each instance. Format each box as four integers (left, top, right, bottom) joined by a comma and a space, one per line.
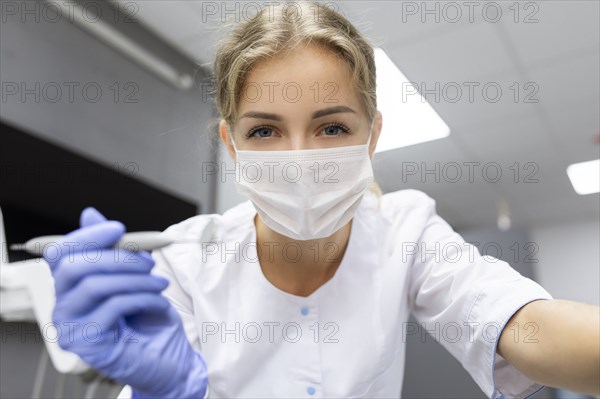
46, 2, 599, 398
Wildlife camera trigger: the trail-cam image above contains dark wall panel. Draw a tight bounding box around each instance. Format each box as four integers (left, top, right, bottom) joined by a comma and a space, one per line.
1, 120, 198, 262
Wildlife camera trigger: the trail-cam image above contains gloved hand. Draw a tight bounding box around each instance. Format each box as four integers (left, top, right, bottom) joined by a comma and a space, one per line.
45, 207, 208, 399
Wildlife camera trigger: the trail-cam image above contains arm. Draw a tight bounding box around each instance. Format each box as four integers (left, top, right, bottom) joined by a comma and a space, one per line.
403, 190, 554, 398
498, 299, 600, 397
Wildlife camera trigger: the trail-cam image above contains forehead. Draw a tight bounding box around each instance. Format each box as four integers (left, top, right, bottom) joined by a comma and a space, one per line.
238, 43, 362, 118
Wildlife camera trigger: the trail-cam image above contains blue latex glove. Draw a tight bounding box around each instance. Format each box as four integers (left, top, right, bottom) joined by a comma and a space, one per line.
45, 207, 208, 399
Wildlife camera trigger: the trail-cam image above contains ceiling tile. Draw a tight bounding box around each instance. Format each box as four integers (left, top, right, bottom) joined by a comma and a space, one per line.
387, 21, 515, 83
507, 186, 600, 229
500, 0, 599, 68
431, 72, 545, 132
373, 135, 470, 193
115, 0, 214, 62
432, 184, 506, 230
526, 51, 600, 109
452, 111, 561, 164
543, 97, 600, 163
336, 1, 477, 48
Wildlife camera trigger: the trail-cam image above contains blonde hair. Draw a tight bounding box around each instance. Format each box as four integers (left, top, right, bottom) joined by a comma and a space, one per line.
209, 0, 382, 196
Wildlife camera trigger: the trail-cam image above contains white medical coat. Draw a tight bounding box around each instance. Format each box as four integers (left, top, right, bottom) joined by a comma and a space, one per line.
118, 189, 553, 399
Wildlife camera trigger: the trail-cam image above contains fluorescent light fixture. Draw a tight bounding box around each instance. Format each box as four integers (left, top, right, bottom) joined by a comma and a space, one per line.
374, 48, 450, 153
566, 159, 600, 195
48, 0, 192, 90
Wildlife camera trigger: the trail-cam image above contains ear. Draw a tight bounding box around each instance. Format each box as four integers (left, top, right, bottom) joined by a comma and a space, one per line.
219, 119, 236, 160
368, 111, 382, 159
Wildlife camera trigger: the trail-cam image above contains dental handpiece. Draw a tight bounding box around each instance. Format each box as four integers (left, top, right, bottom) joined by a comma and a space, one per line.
9, 220, 216, 256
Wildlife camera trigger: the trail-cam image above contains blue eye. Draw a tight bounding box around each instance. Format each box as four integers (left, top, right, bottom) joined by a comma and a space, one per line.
246, 126, 273, 138
245, 122, 352, 139
322, 122, 351, 136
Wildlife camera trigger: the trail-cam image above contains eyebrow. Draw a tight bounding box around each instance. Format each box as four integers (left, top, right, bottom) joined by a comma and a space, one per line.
239, 105, 357, 121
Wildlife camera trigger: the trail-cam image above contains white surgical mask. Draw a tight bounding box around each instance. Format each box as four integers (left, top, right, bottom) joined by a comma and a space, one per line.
230, 121, 375, 240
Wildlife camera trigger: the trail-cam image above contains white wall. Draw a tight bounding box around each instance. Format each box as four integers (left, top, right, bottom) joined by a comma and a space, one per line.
530, 218, 600, 305
0, 1, 216, 213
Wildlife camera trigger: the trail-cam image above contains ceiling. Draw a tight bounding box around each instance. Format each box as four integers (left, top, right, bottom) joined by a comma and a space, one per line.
114, 0, 600, 230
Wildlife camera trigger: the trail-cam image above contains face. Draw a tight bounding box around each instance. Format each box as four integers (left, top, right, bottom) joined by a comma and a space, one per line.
220, 43, 382, 159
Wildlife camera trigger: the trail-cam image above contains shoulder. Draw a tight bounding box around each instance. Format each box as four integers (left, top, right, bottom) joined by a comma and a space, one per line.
378, 188, 437, 221
161, 199, 255, 242
152, 200, 255, 288
381, 188, 436, 208
357, 189, 438, 244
